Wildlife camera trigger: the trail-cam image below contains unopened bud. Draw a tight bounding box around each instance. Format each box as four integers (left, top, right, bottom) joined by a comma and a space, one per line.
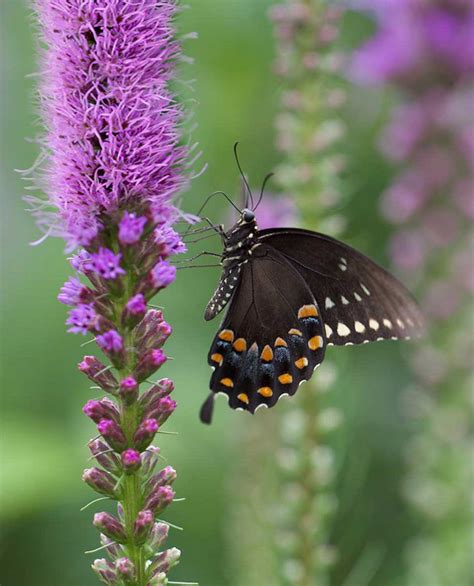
148, 522, 170, 550
82, 467, 116, 497
141, 446, 161, 476
144, 466, 177, 496
78, 356, 118, 393
119, 376, 139, 406
133, 418, 159, 451
145, 485, 175, 515
115, 557, 136, 581
134, 509, 154, 545
83, 398, 119, 423
89, 439, 121, 475
93, 512, 126, 543
121, 449, 141, 474
134, 349, 167, 382
149, 547, 181, 578
97, 419, 127, 451
91, 558, 116, 584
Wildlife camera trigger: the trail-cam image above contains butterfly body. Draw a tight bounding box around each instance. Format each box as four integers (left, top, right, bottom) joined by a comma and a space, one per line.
200, 208, 424, 424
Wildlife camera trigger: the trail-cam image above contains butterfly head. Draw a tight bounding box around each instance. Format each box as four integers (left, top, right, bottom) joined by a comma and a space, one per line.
241, 208, 255, 223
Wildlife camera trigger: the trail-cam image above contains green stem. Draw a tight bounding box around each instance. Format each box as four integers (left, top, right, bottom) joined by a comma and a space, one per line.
120, 400, 146, 585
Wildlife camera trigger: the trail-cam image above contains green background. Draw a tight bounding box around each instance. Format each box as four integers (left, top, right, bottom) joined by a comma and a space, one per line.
1, 1, 426, 585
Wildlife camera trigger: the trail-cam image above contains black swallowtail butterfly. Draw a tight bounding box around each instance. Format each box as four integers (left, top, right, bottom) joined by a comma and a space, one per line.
198, 155, 424, 425
199, 206, 424, 424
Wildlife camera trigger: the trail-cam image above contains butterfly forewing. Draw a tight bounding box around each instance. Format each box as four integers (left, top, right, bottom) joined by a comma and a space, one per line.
260, 228, 425, 346
206, 245, 326, 415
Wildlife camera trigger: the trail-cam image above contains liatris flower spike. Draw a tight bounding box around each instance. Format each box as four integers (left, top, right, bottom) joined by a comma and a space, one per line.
31, 1, 192, 584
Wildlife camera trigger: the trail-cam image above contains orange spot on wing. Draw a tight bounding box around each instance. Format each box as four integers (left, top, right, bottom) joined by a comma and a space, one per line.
298, 304, 318, 319
258, 387, 273, 398
211, 353, 223, 365
278, 373, 293, 385
275, 337, 288, 347
295, 357, 308, 369
308, 336, 323, 350
260, 345, 273, 362
289, 328, 303, 336
218, 329, 234, 342
233, 338, 247, 352
237, 393, 249, 404
220, 378, 234, 388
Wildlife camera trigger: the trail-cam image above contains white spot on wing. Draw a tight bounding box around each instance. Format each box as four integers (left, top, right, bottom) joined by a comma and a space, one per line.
354, 292, 362, 302
341, 295, 349, 305
355, 321, 366, 333
383, 319, 393, 329
396, 318, 405, 329
369, 319, 379, 331
337, 322, 351, 337
338, 264, 347, 271
325, 297, 335, 309
361, 283, 371, 296
325, 324, 333, 338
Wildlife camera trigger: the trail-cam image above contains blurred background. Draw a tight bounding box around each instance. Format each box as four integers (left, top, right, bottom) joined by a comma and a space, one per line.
1, 1, 472, 585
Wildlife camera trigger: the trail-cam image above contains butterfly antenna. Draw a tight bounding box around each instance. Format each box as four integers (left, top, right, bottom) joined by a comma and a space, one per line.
233, 142, 254, 209
199, 393, 215, 425
254, 172, 274, 211
196, 191, 242, 218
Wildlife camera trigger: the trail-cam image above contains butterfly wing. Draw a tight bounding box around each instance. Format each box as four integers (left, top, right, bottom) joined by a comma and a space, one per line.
259, 228, 425, 346
201, 244, 326, 423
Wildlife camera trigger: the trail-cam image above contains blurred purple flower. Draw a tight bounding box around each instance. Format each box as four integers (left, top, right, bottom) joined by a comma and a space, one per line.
255, 194, 298, 229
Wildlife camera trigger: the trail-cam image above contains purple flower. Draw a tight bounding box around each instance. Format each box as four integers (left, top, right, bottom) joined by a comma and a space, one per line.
126, 294, 147, 316
119, 213, 148, 245
96, 330, 123, 353
121, 449, 142, 473
150, 261, 176, 289
33, 0, 188, 580
66, 304, 99, 335
254, 195, 297, 229
154, 226, 187, 257
88, 248, 126, 280
33, 0, 187, 247
58, 276, 87, 305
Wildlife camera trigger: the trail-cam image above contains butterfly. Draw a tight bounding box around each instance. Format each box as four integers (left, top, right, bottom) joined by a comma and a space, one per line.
197, 155, 424, 424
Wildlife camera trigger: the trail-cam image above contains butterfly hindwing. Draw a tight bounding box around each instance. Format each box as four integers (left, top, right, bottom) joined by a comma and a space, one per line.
260, 228, 425, 346
206, 245, 326, 415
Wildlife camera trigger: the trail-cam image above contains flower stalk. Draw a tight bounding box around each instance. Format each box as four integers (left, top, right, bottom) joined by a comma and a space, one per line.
270, 2, 347, 585
353, 1, 474, 583
31, 1, 191, 583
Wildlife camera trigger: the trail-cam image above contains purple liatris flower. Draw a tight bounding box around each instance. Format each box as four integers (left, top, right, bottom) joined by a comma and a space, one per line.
119, 213, 148, 245
30, 0, 191, 582
66, 304, 100, 335
352, 2, 474, 584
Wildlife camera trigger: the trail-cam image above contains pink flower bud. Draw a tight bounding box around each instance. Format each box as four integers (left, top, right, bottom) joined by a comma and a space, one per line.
121, 449, 141, 473
119, 376, 139, 405
134, 349, 167, 382
122, 294, 147, 328
88, 439, 121, 475
115, 557, 136, 580
145, 485, 175, 514
97, 419, 127, 451
96, 330, 125, 368
146, 396, 177, 426
149, 547, 181, 579
82, 467, 116, 497
134, 509, 154, 545
93, 512, 126, 543
141, 446, 161, 476
133, 418, 159, 451
83, 398, 119, 423
149, 522, 170, 550
139, 378, 174, 411
144, 466, 178, 496
91, 558, 117, 584
78, 356, 118, 393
